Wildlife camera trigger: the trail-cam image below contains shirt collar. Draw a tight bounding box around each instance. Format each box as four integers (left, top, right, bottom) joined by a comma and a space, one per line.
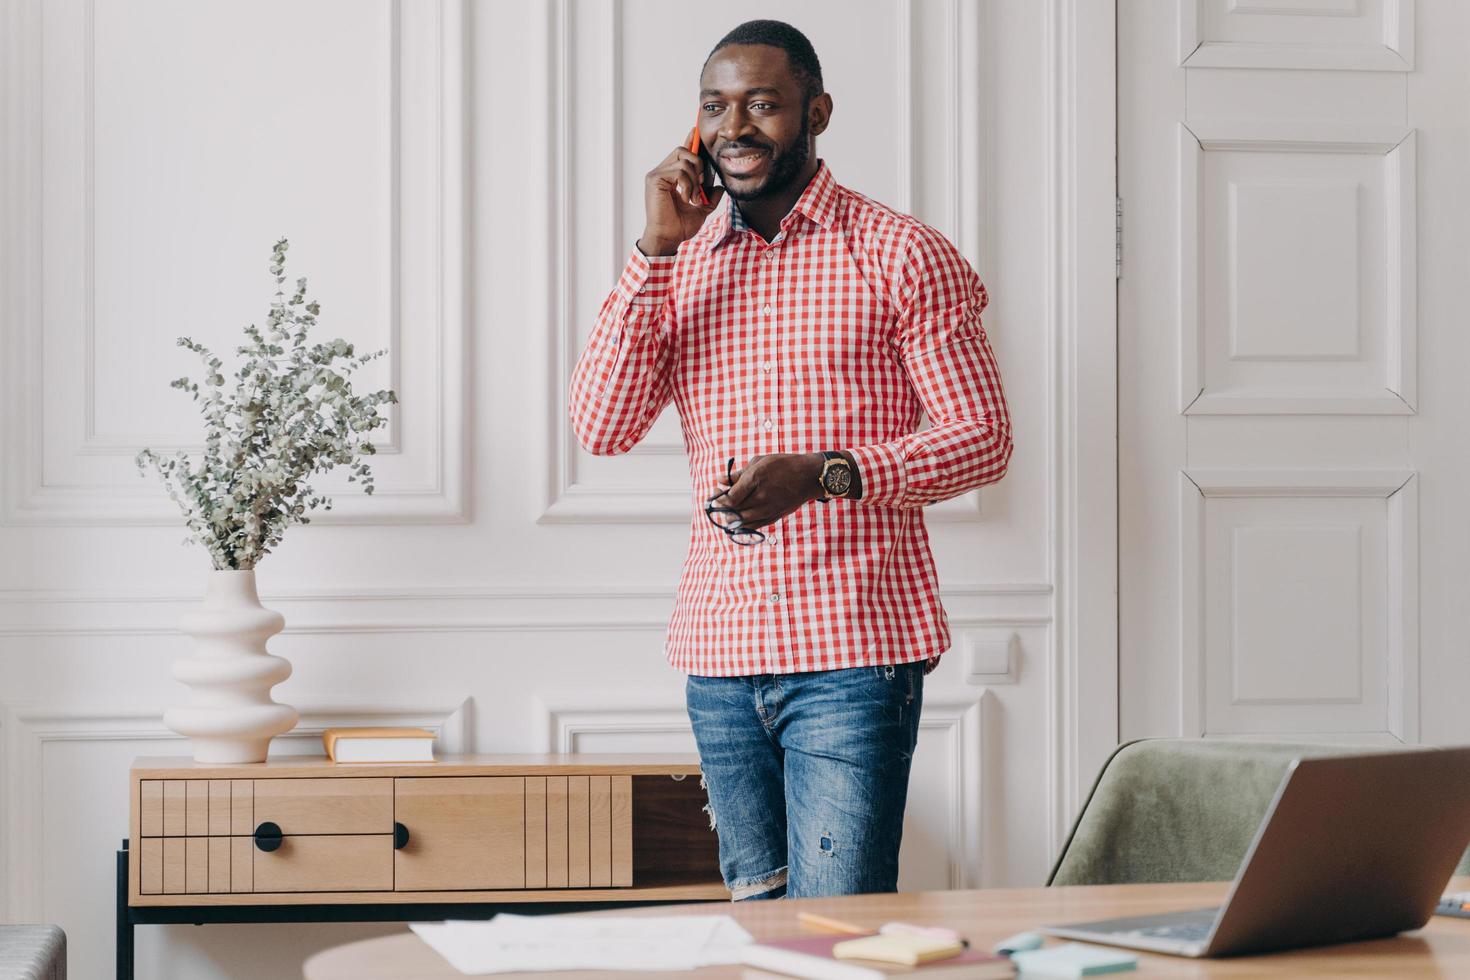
704, 158, 841, 254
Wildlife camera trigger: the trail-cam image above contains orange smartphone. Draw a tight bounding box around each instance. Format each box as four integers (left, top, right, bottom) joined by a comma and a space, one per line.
688, 116, 715, 205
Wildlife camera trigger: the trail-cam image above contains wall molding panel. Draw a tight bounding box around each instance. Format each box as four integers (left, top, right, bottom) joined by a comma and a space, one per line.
77, 0, 411, 457
1046, 0, 1120, 858
0, 584, 1053, 637
0, 0, 469, 525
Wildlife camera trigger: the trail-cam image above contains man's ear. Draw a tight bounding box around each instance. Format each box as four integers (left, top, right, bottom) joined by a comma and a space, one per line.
808, 92, 833, 137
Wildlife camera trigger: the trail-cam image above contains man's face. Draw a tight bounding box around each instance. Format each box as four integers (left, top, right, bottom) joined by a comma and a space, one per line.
698, 45, 820, 203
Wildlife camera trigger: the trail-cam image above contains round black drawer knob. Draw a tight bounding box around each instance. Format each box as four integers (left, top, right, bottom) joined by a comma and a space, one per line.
394, 822, 410, 850
253, 821, 284, 852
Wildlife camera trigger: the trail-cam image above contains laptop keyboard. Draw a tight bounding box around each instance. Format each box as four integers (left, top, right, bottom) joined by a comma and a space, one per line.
1075, 908, 1220, 948
1112, 920, 1213, 943
1436, 891, 1470, 919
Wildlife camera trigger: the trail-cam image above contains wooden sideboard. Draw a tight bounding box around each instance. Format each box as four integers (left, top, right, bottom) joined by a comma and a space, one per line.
120, 754, 726, 977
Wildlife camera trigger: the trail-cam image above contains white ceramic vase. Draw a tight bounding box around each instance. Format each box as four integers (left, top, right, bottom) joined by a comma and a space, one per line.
165, 569, 297, 763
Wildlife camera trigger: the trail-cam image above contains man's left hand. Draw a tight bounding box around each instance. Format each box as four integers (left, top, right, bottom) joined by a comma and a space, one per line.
712, 453, 825, 530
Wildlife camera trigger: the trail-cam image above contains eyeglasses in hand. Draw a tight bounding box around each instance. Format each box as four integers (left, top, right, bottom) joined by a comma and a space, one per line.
704, 456, 766, 546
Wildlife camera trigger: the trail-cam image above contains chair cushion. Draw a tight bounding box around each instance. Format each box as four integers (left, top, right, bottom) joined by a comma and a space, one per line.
1047, 739, 1424, 886
0, 925, 66, 980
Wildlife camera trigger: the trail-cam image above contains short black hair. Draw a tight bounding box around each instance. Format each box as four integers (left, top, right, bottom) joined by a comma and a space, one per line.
705, 20, 824, 106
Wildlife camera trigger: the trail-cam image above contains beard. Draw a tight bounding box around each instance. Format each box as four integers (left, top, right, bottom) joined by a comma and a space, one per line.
719, 108, 812, 203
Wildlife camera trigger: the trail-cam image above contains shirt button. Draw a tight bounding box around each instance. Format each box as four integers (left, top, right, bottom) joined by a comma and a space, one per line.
767, 535, 778, 546
768, 592, 782, 604
762, 304, 772, 316
761, 361, 772, 372
762, 419, 774, 431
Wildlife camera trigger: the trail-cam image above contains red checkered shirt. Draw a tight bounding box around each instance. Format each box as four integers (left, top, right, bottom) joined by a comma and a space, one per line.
569, 159, 1013, 676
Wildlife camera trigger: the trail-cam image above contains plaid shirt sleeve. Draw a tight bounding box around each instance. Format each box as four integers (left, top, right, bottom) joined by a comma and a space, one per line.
568, 245, 678, 456
846, 224, 1014, 509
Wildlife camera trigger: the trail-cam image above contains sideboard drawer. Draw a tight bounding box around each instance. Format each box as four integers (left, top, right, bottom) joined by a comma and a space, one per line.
395, 777, 525, 890
252, 778, 393, 835
253, 835, 394, 892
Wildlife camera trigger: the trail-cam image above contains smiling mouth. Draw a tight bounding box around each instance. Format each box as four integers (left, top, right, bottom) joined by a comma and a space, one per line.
721, 150, 769, 177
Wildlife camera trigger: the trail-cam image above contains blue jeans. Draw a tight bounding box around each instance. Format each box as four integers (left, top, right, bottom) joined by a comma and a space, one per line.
684, 662, 925, 900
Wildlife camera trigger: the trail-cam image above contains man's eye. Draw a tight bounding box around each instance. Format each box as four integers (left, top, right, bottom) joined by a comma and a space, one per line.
702, 104, 721, 113
752, 102, 775, 110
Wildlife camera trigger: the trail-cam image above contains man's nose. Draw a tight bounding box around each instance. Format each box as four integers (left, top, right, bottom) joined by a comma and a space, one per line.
718, 106, 754, 142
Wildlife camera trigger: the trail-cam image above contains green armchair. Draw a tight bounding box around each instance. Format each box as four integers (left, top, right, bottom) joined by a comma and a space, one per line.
1047, 738, 1470, 886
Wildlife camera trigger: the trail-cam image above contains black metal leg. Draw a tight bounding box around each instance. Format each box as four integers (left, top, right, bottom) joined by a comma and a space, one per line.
112, 826, 716, 978
117, 841, 134, 980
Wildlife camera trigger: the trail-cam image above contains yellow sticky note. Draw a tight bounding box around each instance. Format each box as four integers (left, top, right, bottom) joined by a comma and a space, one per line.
832, 933, 966, 965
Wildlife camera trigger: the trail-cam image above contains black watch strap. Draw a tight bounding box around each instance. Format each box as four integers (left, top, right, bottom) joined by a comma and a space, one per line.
836, 451, 862, 500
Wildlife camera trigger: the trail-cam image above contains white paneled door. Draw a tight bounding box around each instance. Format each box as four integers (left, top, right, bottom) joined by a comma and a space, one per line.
1120, 0, 1469, 746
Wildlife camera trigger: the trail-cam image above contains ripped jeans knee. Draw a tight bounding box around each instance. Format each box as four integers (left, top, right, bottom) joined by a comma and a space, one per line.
701, 774, 716, 830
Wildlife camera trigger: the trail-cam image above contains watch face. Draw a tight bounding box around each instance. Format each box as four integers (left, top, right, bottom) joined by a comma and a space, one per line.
823, 464, 852, 496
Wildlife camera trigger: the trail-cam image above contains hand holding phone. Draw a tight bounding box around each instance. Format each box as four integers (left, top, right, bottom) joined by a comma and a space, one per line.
637, 120, 725, 257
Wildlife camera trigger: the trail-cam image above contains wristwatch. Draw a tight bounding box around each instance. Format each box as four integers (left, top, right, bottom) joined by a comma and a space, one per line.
816, 451, 855, 501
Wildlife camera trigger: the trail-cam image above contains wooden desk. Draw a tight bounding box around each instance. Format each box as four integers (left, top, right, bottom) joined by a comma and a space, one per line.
303, 877, 1470, 978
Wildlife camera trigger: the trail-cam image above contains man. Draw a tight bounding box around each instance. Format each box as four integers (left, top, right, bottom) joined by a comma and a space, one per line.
569, 19, 1012, 900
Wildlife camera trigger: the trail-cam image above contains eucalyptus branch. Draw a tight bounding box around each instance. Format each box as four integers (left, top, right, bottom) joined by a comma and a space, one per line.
136, 239, 398, 570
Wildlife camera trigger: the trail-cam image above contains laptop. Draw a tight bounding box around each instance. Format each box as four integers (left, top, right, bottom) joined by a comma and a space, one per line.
1040, 746, 1470, 957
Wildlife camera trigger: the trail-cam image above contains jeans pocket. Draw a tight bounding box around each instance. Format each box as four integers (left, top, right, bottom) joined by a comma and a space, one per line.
872, 663, 919, 705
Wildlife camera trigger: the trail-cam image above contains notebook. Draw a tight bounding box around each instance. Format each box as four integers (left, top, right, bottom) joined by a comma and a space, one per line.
738, 934, 1015, 979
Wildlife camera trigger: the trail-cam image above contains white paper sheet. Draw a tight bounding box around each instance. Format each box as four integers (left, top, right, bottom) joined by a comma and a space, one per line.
409, 914, 755, 974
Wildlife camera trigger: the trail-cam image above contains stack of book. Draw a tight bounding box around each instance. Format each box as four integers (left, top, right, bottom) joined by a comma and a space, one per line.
322, 726, 436, 763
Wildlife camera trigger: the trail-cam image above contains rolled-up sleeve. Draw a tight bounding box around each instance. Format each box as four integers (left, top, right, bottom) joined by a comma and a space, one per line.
568, 246, 678, 456
847, 224, 1013, 508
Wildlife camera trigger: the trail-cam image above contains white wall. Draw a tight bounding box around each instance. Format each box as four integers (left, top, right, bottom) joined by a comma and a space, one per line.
0, 2, 1112, 976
